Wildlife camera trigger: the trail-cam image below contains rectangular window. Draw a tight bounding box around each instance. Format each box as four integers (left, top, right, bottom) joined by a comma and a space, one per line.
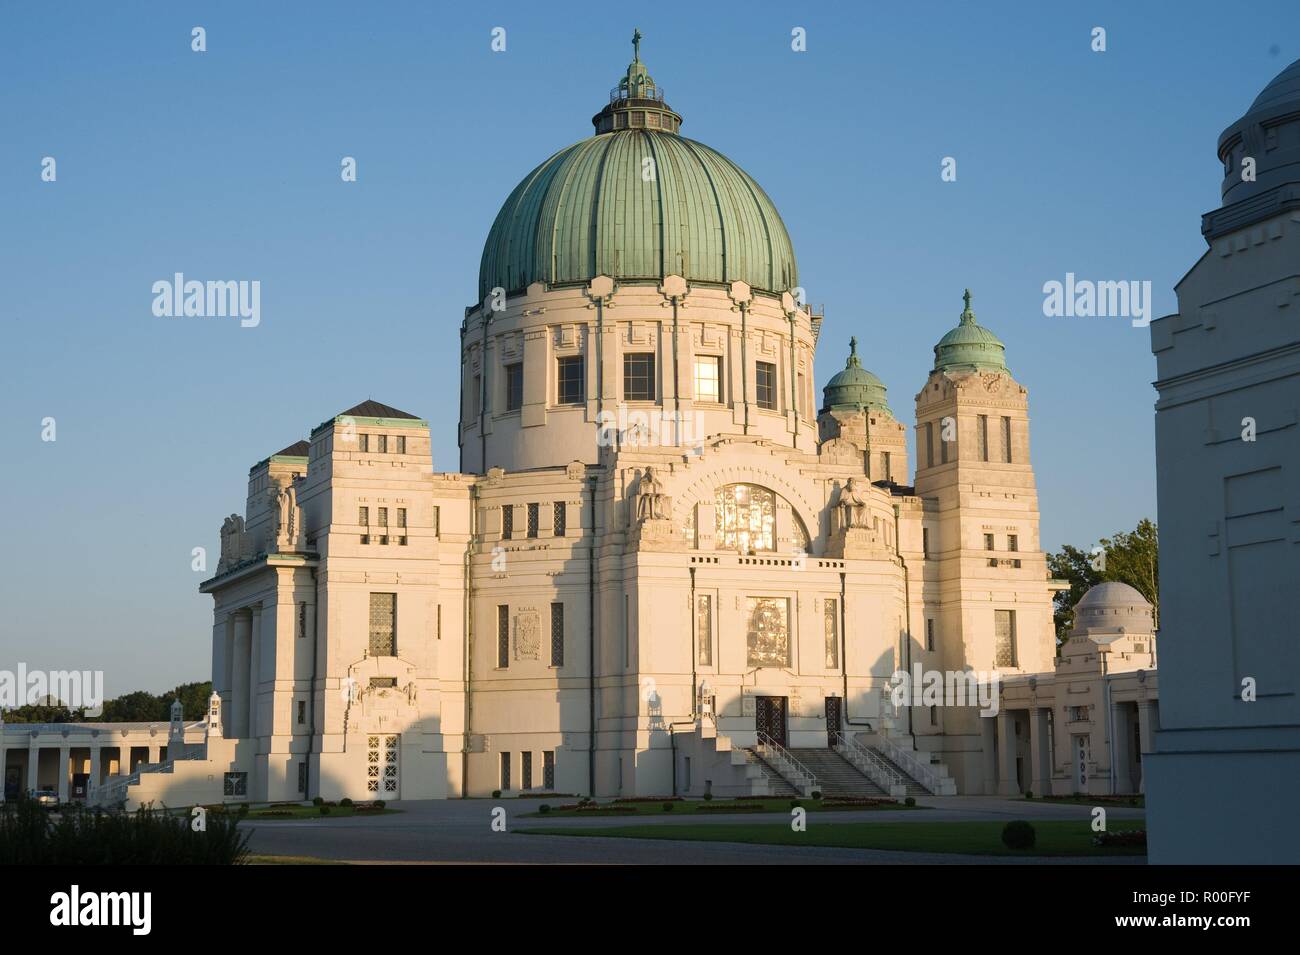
550, 602, 564, 667
471, 375, 482, 418
922, 527, 930, 558
883, 451, 892, 483
985, 532, 997, 567
543, 750, 555, 790
297, 762, 307, 794
1008, 534, 1018, 552
824, 597, 839, 669
500, 752, 511, 791
497, 604, 509, 668
940, 421, 950, 464
397, 507, 407, 546
369, 593, 396, 657
505, 362, 524, 412
223, 772, 248, 797
553, 501, 566, 537
396, 435, 406, 454
755, 361, 777, 410
527, 502, 539, 538
522, 751, 533, 790
359, 434, 369, 453
925, 422, 934, 468
796, 372, 805, 415
359, 505, 369, 527
436, 604, 442, 641
930, 705, 938, 727
623, 353, 656, 401
297, 700, 306, 725
432, 505, 441, 538
994, 609, 1017, 667
697, 594, 713, 667
745, 596, 791, 668
376, 434, 388, 454
926, 618, 935, 652
378, 507, 388, 527
1002, 416, 1013, 463
694, 355, 721, 402
978, 415, 989, 462
557, 355, 585, 405
298, 601, 307, 639
502, 504, 513, 539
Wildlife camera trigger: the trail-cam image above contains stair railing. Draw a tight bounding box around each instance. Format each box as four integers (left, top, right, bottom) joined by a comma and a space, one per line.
875, 735, 946, 795
755, 733, 819, 797
835, 735, 907, 798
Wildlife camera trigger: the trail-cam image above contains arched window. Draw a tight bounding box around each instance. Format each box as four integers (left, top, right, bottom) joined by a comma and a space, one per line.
713, 483, 809, 553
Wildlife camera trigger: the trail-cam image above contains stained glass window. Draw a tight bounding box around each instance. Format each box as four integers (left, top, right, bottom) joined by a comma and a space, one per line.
716, 484, 775, 552
746, 596, 791, 668
697, 594, 713, 666
368, 593, 396, 657
995, 609, 1017, 667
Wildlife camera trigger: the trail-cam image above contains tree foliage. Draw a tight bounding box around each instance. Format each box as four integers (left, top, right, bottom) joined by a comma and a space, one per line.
1, 681, 211, 724
1047, 518, 1159, 642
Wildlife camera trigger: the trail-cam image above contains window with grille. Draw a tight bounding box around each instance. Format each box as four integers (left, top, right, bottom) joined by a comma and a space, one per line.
297, 762, 307, 794
502, 504, 513, 539
369, 593, 396, 657
623, 353, 656, 401
368, 735, 399, 795
824, 598, 839, 668
755, 361, 776, 410
397, 507, 407, 546
694, 356, 721, 402
543, 751, 555, 789
925, 422, 934, 468
1002, 416, 1013, 463
359, 434, 369, 452
297, 700, 306, 724
550, 602, 564, 666
223, 772, 247, 797
433, 505, 441, 538
883, 451, 892, 482
994, 610, 1017, 667
926, 618, 935, 652
978, 414, 989, 461
376, 434, 387, 453
696, 594, 712, 666
395, 435, 406, 454
377, 507, 388, 545
497, 604, 509, 668
505, 362, 524, 412
922, 527, 930, 558
553, 501, 566, 537
527, 503, 539, 538
500, 752, 511, 790
557, 355, 584, 405
986, 533, 997, 567
298, 601, 307, 639
522, 752, 533, 790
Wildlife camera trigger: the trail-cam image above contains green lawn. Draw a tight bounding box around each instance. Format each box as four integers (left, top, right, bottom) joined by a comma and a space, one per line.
518, 819, 1147, 857
1026, 794, 1145, 808
526, 798, 921, 818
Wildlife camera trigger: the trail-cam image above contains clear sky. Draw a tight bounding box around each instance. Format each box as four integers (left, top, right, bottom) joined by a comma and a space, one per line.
2, 1, 1295, 695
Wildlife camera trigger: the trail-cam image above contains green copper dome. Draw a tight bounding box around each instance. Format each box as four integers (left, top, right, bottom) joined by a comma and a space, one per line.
478, 32, 798, 301
822, 337, 892, 415
933, 290, 1008, 373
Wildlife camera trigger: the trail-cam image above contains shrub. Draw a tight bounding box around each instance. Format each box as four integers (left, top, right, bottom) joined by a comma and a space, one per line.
318, 805, 331, 816
539, 804, 551, 814
312, 796, 324, 806
904, 796, 916, 807
0, 796, 250, 865
789, 799, 802, 809
373, 800, 386, 809
703, 791, 713, 801
492, 790, 502, 799
662, 802, 674, 812
236, 803, 250, 816
1024, 790, 1034, 799
339, 798, 353, 807
811, 790, 823, 800
1001, 820, 1036, 850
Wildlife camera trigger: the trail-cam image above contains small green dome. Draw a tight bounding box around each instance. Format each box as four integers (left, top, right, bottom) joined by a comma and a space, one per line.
822, 337, 892, 415
478, 32, 798, 301
933, 290, 1008, 373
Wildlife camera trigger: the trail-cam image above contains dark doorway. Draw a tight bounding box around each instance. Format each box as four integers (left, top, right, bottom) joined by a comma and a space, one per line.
4, 767, 19, 801
755, 696, 788, 747
825, 696, 843, 745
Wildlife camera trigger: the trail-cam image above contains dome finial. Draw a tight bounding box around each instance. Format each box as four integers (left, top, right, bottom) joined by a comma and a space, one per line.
848, 336, 859, 364
632, 27, 642, 62
960, 288, 975, 325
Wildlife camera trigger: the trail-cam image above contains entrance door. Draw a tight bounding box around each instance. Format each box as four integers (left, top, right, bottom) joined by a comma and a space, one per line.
367, 734, 399, 797
755, 696, 788, 747
825, 696, 843, 746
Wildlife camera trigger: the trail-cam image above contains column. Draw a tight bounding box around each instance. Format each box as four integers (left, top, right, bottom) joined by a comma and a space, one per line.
27, 742, 40, 793
997, 710, 1018, 796
90, 746, 103, 793
147, 745, 160, 766
57, 746, 70, 803
1136, 701, 1157, 792
248, 603, 263, 741
1030, 707, 1052, 797
1111, 703, 1132, 794
980, 716, 997, 795
231, 609, 252, 739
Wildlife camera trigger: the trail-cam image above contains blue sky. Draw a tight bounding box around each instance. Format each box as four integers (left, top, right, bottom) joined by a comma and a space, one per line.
2, 1, 1295, 694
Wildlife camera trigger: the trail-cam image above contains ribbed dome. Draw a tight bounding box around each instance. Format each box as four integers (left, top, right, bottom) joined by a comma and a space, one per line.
822, 337, 892, 415
1250, 57, 1300, 111
933, 290, 1008, 374
1217, 57, 1300, 209
1070, 581, 1154, 636
477, 35, 798, 301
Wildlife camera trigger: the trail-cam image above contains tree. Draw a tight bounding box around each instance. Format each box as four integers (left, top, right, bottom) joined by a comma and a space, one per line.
1048, 518, 1160, 643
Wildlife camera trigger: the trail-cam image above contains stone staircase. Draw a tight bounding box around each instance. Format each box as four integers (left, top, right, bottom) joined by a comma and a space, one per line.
790, 748, 886, 797
742, 750, 800, 797
866, 747, 932, 797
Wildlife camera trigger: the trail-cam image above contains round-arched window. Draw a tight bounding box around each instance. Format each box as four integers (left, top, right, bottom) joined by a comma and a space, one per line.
712, 483, 809, 553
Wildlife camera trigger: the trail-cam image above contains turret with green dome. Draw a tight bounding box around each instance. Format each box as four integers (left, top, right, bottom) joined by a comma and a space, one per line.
821, 337, 893, 415
932, 290, 1008, 374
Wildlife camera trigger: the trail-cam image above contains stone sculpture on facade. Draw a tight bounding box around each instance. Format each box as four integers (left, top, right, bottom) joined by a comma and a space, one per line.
217, 514, 249, 572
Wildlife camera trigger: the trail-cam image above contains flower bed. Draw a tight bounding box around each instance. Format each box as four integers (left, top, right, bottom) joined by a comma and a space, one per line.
1092, 829, 1147, 848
